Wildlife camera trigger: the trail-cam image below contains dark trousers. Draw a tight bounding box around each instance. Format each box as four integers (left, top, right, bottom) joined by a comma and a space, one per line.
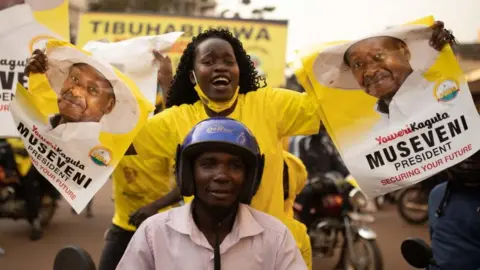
20, 167, 42, 223
98, 224, 135, 270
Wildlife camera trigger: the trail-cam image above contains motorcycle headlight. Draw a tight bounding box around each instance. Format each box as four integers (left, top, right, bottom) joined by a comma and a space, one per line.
349, 188, 368, 210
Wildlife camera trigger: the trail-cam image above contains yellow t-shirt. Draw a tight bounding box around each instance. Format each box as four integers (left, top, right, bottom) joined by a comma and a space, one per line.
6, 139, 31, 177
283, 151, 308, 219
282, 137, 290, 151
282, 217, 312, 270
112, 155, 177, 231
133, 86, 321, 219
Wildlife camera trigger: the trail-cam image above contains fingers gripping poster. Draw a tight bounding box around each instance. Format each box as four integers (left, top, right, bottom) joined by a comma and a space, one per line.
0, 0, 70, 137
295, 16, 480, 197
9, 40, 154, 213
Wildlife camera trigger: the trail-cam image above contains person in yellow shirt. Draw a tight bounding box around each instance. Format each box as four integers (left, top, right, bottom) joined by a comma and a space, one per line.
282, 217, 312, 270
283, 151, 312, 270
127, 29, 322, 228
283, 151, 308, 219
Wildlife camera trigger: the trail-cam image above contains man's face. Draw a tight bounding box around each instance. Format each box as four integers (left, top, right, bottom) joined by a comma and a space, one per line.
58, 64, 115, 123
0, 0, 24, 10
345, 37, 412, 99
193, 151, 246, 208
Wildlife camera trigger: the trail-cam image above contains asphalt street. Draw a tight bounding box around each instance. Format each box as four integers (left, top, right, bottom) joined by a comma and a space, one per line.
0, 181, 429, 270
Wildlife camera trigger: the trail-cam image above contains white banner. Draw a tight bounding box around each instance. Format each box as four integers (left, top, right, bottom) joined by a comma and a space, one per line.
297, 18, 480, 197
9, 40, 154, 212
0, 0, 67, 137
81, 32, 183, 106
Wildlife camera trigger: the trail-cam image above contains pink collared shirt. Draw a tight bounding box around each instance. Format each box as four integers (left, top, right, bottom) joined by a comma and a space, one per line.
116, 203, 307, 270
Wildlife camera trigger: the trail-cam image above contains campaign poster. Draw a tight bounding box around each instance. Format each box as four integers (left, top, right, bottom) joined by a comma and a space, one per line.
9, 40, 154, 212
0, 0, 70, 137
294, 16, 480, 197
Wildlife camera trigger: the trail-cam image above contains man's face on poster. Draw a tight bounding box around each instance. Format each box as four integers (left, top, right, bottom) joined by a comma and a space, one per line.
0, 0, 24, 11
58, 63, 115, 123
344, 37, 412, 100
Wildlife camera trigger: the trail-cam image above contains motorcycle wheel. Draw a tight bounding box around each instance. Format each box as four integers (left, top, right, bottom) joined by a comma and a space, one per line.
374, 196, 385, 211
397, 186, 428, 225
39, 195, 58, 227
343, 238, 383, 270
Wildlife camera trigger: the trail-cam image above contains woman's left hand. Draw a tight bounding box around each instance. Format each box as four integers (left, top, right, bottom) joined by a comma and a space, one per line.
430, 21, 457, 51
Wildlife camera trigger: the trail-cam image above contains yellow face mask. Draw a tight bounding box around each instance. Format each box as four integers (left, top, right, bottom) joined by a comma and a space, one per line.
192, 72, 239, 113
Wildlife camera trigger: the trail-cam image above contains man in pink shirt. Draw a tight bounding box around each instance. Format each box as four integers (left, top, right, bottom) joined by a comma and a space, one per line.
117, 117, 307, 270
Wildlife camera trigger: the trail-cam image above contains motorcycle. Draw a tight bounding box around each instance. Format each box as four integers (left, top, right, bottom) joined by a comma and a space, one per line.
397, 176, 444, 225
373, 190, 400, 210
0, 140, 59, 227
401, 238, 438, 269
294, 172, 383, 270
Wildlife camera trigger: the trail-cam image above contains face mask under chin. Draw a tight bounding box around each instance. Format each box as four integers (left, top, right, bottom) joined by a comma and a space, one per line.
191, 72, 240, 113
193, 84, 239, 113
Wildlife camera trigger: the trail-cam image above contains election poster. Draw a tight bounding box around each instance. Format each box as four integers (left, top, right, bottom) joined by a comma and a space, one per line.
76, 12, 288, 87
294, 16, 480, 197
0, 0, 70, 137
82, 32, 184, 107
9, 40, 155, 213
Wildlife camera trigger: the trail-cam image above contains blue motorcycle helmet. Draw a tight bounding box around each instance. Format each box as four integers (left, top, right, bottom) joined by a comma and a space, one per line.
175, 117, 265, 204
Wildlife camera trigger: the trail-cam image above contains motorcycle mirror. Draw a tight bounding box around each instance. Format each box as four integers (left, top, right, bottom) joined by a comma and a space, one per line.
53, 246, 96, 270
401, 238, 433, 268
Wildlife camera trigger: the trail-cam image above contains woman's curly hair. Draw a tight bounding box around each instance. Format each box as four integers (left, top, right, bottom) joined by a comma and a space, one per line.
166, 29, 267, 108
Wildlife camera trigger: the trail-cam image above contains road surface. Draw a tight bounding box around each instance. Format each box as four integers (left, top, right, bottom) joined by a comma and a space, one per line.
0, 181, 429, 270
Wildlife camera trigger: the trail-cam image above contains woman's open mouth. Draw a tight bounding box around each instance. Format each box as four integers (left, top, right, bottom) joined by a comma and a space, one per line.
210, 76, 231, 90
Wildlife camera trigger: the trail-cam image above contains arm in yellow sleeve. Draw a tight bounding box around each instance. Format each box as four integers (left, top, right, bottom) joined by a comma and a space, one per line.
131, 108, 178, 160
283, 217, 312, 270
267, 88, 321, 138
283, 151, 308, 218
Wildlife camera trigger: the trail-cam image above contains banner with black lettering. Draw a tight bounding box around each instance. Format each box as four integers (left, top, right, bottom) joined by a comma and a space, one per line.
76, 12, 288, 88
294, 16, 480, 197
9, 40, 154, 213
0, 0, 70, 137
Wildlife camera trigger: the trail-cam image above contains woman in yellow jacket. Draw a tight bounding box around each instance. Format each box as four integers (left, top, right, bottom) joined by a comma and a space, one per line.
283, 150, 312, 270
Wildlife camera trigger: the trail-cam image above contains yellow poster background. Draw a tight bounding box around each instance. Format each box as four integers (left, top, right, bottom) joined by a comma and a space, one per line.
32, 0, 70, 40
76, 12, 288, 87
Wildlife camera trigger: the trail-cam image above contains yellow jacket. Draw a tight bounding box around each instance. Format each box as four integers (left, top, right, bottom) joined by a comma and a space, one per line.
6, 139, 31, 177
283, 151, 308, 219
282, 216, 312, 270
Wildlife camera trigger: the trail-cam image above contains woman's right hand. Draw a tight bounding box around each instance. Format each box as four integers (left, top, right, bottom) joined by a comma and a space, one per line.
25, 49, 48, 76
